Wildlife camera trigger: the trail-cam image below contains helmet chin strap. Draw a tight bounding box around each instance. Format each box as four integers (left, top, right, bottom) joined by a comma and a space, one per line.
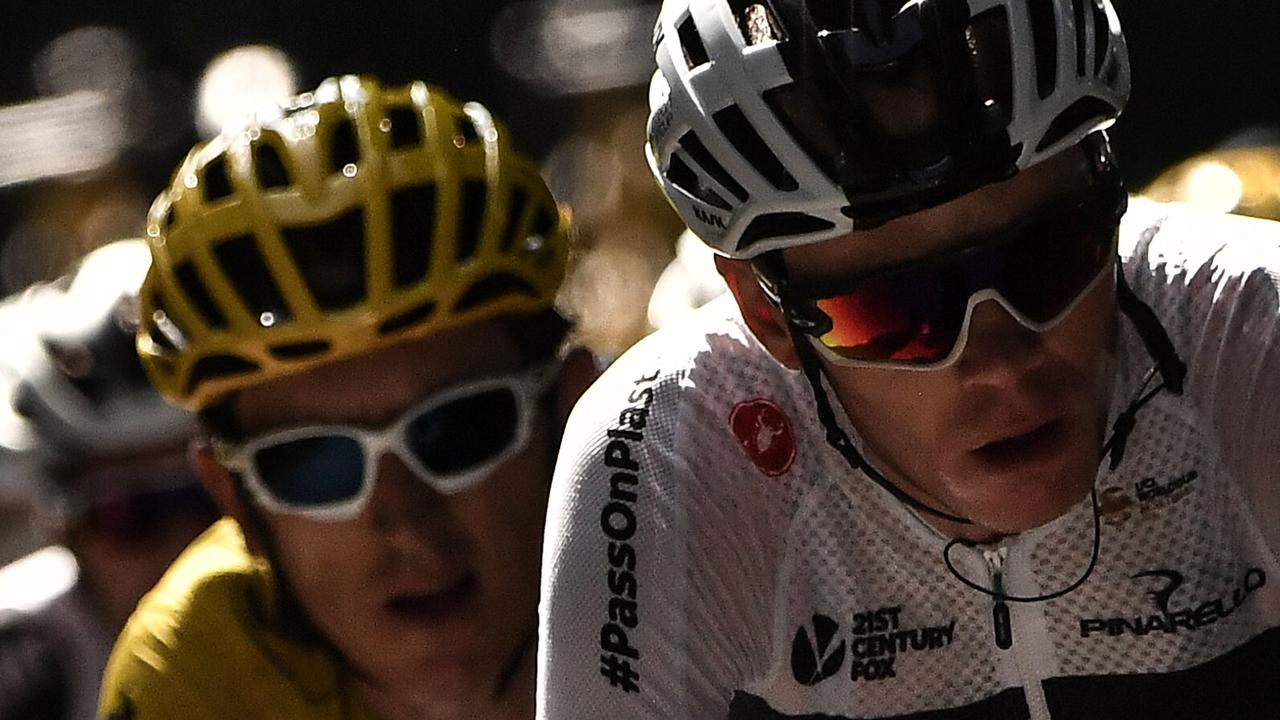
788, 323, 973, 525
781, 260, 1187, 603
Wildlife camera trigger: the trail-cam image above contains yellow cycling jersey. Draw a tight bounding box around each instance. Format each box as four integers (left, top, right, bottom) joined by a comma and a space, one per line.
99, 518, 380, 720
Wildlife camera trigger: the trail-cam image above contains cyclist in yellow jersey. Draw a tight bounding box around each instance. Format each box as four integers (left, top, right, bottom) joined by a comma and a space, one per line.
99, 75, 595, 720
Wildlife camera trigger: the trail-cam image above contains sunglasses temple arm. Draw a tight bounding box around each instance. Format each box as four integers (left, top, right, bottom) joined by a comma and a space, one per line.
788, 323, 974, 526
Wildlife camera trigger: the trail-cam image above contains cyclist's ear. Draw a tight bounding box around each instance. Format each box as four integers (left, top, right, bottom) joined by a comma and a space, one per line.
188, 437, 266, 555
715, 255, 801, 370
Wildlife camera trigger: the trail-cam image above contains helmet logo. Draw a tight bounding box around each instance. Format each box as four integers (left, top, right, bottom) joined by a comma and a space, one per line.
692, 205, 728, 230
730, 398, 796, 477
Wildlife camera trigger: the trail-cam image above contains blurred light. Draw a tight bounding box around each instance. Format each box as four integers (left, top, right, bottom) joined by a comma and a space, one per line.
0, 91, 125, 189
33, 26, 138, 96
196, 45, 297, 137
492, 0, 656, 96
1182, 162, 1244, 214
0, 545, 79, 613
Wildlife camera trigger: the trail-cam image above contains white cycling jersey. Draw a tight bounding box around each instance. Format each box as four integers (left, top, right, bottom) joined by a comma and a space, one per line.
537, 200, 1280, 719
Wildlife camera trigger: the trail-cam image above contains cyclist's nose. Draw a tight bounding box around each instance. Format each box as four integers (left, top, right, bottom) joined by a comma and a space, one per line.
366, 451, 450, 532
954, 295, 1043, 384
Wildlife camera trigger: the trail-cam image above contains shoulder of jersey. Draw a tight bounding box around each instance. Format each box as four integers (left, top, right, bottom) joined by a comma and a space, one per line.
101, 519, 261, 703
1123, 197, 1280, 263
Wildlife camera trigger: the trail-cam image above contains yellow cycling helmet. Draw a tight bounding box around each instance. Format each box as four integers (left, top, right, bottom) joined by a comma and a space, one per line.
138, 75, 569, 410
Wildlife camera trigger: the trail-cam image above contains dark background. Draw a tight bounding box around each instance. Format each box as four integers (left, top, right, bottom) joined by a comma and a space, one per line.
0, 0, 1276, 293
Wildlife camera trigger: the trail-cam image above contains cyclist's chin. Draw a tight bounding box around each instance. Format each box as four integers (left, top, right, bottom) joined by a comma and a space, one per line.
354, 618, 500, 703
943, 425, 1099, 535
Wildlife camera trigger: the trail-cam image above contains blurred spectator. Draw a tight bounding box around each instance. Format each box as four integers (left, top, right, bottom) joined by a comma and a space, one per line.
0, 240, 216, 720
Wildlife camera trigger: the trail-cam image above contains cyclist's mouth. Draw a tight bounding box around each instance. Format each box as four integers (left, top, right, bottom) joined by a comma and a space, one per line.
385, 575, 479, 623
971, 420, 1066, 472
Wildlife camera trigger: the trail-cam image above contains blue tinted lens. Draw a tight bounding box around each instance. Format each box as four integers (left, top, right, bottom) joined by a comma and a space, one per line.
406, 388, 519, 475
253, 435, 365, 506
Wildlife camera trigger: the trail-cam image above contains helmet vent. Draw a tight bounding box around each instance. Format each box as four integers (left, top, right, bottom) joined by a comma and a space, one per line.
455, 273, 538, 312
458, 180, 488, 264
1027, 0, 1059, 100
532, 206, 557, 241
731, 1, 784, 45
967, 8, 1014, 124
390, 184, 436, 289
1091, 0, 1109, 75
145, 316, 177, 353
676, 12, 712, 69
187, 354, 259, 397
678, 131, 749, 202
500, 187, 529, 252
174, 261, 228, 330
147, 291, 187, 352
202, 156, 234, 203
386, 106, 421, 150
329, 119, 360, 174
667, 154, 730, 210
214, 235, 293, 323
737, 212, 835, 253
1035, 97, 1116, 152
254, 142, 291, 190
1070, 0, 1088, 76
281, 209, 367, 311
268, 340, 331, 360
762, 83, 845, 186
454, 114, 480, 147
378, 300, 437, 335
713, 105, 797, 192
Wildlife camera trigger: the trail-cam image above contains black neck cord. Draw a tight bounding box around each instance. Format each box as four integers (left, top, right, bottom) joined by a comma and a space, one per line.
790, 323, 973, 525
787, 275, 1186, 603
941, 365, 1167, 602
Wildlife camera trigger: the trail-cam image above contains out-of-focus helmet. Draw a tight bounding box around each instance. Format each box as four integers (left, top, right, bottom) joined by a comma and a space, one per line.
647, 0, 1130, 258
1141, 146, 1280, 222
0, 240, 197, 504
11, 240, 196, 456
138, 75, 570, 410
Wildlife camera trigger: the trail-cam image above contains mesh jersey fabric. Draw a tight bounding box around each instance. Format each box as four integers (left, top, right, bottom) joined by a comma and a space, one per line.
536, 199, 1280, 719
98, 518, 380, 720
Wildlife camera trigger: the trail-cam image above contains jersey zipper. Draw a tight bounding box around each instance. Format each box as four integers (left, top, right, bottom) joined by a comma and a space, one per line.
984, 547, 1014, 650
985, 543, 1054, 720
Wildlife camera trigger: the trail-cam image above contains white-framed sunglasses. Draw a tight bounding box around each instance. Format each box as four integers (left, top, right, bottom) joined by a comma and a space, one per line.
212, 362, 558, 521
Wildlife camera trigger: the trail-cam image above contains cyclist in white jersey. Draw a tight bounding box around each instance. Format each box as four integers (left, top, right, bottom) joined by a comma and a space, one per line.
537, 1, 1280, 718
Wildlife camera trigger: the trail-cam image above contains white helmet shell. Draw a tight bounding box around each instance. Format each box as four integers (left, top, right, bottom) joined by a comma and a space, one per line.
647, 0, 1130, 258
6, 240, 195, 461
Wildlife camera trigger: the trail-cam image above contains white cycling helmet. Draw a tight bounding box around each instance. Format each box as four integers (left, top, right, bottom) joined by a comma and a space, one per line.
646, 0, 1130, 258
3, 240, 195, 469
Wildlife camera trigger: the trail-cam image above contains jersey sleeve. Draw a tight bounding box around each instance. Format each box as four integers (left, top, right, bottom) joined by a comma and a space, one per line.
1122, 201, 1280, 551
537, 349, 777, 718
98, 645, 219, 720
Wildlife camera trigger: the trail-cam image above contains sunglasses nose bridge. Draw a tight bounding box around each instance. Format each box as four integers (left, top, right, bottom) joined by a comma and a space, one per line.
367, 450, 450, 525
951, 290, 1045, 370
970, 289, 1045, 334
